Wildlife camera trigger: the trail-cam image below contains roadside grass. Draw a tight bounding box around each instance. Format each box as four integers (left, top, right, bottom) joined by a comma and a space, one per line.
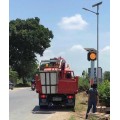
70, 92, 110, 120
68, 92, 88, 120
69, 115, 76, 120
75, 92, 87, 113
89, 116, 97, 120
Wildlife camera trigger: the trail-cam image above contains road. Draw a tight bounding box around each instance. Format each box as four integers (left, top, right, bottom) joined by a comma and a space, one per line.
9, 87, 56, 120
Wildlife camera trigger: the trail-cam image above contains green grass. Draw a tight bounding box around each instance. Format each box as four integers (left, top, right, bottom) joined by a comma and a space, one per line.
69, 115, 76, 120
68, 92, 88, 120
89, 117, 97, 120
75, 92, 87, 112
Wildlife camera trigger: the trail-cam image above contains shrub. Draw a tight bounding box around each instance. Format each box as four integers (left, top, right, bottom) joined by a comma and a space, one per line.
15, 83, 31, 87
98, 80, 110, 107
9, 67, 19, 85
103, 71, 110, 81
78, 77, 90, 91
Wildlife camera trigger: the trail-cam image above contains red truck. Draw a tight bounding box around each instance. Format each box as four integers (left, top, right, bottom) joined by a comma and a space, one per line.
35, 57, 79, 110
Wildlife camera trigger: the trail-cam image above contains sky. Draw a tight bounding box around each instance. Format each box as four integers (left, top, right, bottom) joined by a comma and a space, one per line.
9, 0, 110, 76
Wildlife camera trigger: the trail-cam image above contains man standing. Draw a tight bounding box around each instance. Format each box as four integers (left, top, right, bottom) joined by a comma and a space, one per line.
85, 84, 98, 119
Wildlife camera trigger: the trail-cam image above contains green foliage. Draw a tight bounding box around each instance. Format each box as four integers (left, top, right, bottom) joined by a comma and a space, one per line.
17, 61, 38, 81
40, 63, 46, 70
78, 77, 90, 91
9, 67, 19, 85
15, 83, 31, 87
89, 116, 97, 120
69, 115, 76, 120
98, 80, 110, 106
103, 71, 110, 81
9, 17, 54, 82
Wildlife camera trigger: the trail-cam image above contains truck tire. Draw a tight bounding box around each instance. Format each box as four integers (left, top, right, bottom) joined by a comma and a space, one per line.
66, 106, 75, 112
70, 106, 75, 112
66, 98, 75, 112
39, 98, 48, 109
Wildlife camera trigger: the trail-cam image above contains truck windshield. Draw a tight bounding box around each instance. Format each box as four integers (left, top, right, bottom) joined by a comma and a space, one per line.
40, 60, 60, 70
65, 71, 74, 79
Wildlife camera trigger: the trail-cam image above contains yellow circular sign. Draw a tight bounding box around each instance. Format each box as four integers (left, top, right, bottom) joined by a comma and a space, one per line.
90, 53, 96, 60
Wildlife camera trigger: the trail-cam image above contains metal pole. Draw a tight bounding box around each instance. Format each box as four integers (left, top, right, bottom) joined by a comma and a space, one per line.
97, 6, 99, 85
90, 61, 95, 85
83, 1, 102, 85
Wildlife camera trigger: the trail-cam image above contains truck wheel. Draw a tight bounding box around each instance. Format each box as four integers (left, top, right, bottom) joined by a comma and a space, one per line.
67, 106, 75, 112
39, 98, 48, 109
72, 106, 75, 112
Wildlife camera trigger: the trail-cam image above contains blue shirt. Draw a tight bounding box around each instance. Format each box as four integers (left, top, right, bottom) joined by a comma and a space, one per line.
88, 88, 98, 102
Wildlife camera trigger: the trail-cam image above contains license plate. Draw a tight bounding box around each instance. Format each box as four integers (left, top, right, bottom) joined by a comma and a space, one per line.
53, 97, 62, 101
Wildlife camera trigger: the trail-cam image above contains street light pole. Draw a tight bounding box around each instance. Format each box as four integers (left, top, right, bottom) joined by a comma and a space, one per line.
92, 2, 102, 85
83, 1, 102, 85
97, 5, 99, 84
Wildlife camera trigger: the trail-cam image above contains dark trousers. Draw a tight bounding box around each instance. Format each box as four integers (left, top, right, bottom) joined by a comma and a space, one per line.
85, 100, 97, 119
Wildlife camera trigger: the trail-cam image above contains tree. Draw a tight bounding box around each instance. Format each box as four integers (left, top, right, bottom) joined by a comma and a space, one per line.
85, 70, 89, 80
9, 17, 54, 83
16, 61, 38, 83
82, 70, 89, 80
78, 77, 89, 91
103, 71, 110, 81
9, 67, 19, 85
82, 70, 85, 75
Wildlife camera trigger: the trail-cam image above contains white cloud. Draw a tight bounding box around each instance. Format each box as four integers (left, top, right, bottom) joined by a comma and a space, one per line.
100, 46, 110, 53
58, 14, 88, 30
70, 44, 85, 52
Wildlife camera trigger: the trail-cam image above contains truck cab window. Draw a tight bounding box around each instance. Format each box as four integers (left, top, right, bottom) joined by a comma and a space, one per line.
66, 72, 72, 79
